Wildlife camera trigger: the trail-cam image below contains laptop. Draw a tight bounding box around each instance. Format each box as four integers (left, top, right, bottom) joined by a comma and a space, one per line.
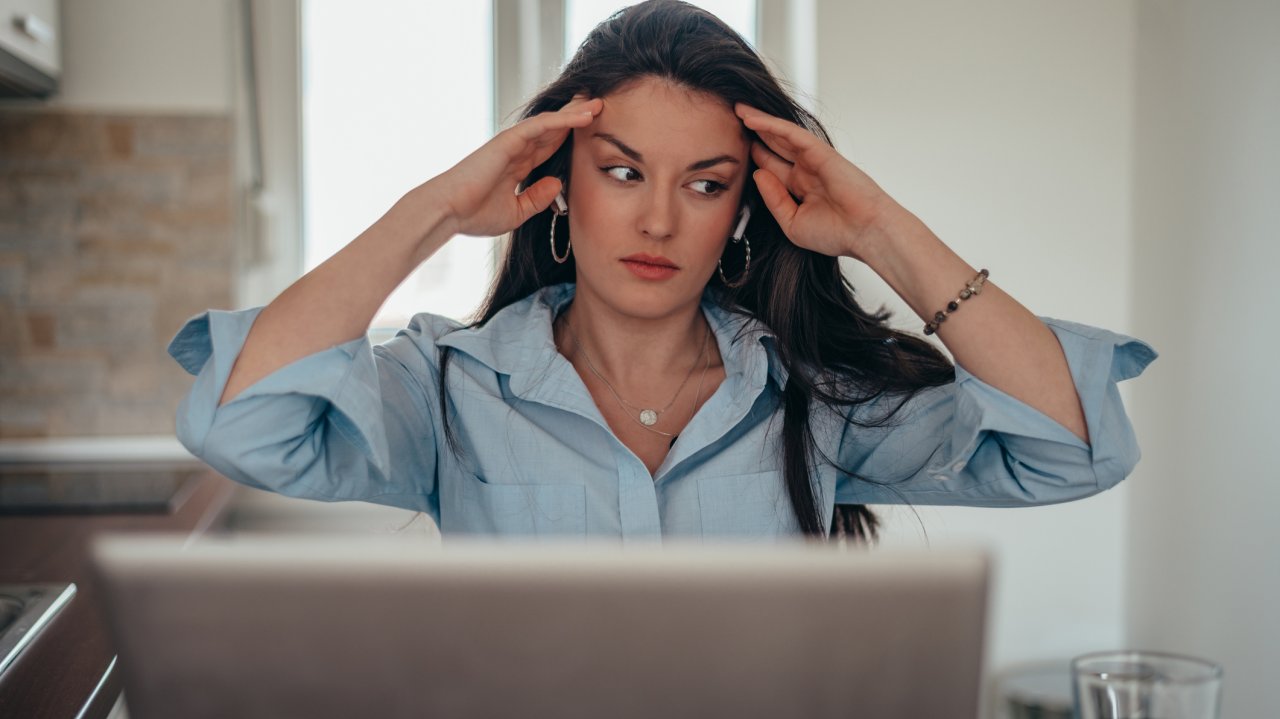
90, 535, 990, 719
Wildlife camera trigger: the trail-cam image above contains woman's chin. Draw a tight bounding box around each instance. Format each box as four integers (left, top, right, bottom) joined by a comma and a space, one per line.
575, 274, 707, 321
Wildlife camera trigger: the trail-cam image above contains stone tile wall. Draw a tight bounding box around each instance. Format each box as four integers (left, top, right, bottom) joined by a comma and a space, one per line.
0, 111, 233, 438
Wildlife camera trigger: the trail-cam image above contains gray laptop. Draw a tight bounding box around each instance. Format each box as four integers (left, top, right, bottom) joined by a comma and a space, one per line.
90, 535, 990, 719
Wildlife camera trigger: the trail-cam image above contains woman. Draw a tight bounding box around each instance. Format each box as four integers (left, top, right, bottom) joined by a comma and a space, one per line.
169, 1, 1155, 543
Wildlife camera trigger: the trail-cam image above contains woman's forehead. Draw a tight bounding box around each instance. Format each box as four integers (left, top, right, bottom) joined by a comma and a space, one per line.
582, 77, 748, 162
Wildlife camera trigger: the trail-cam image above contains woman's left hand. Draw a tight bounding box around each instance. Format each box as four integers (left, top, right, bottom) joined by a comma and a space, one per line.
736, 103, 895, 262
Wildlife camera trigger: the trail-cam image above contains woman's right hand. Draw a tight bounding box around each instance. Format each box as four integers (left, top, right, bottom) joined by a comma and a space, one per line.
434, 95, 602, 239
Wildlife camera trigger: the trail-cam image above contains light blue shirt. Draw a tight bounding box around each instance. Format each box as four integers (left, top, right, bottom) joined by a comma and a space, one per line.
168, 283, 1156, 543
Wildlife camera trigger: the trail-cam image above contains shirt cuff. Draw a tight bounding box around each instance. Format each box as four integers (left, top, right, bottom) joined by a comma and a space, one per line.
942, 316, 1158, 496
837, 317, 1157, 507
166, 307, 390, 483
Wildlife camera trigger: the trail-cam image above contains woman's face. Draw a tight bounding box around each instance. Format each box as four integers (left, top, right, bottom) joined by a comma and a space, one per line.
565, 76, 751, 320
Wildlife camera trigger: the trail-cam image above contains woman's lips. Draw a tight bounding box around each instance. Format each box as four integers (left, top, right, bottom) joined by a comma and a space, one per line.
621, 256, 679, 280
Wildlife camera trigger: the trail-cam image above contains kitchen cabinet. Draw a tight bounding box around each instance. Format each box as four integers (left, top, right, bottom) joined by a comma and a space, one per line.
0, 0, 60, 96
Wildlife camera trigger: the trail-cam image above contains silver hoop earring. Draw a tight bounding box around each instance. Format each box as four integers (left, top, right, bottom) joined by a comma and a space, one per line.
549, 193, 570, 264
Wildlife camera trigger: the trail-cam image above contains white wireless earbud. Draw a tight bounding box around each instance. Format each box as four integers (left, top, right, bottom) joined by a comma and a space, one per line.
552, 191, 568, 215
731, 205, 751, 241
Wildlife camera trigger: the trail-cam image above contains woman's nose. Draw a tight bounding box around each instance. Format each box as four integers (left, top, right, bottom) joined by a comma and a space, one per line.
638, 190, 677, 240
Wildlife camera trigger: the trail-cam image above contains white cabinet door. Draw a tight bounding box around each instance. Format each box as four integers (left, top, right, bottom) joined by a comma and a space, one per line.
0, 0, 60, 77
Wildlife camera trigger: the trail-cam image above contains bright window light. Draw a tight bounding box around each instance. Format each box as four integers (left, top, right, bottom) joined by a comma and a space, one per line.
302, 1, 494, 330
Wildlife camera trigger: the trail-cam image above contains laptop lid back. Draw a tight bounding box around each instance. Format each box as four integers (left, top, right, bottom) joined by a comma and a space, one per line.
91, 536, 989, 719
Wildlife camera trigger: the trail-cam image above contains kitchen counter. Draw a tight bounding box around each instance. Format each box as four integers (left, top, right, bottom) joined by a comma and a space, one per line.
0, 468, 237, 718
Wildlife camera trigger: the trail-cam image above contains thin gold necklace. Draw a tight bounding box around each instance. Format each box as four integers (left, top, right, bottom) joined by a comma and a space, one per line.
564, 315, 710, 437
680, 338, 713, 442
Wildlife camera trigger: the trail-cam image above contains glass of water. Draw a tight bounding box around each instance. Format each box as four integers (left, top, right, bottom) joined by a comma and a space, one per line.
1072, 651, 1222, 719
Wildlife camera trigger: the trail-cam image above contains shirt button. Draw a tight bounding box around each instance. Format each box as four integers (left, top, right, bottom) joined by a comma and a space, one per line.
952, 461, 967, 472
930, 472, 950, 482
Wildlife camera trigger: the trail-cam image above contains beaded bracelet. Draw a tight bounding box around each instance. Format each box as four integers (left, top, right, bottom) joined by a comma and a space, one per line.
923, 268, 989, 336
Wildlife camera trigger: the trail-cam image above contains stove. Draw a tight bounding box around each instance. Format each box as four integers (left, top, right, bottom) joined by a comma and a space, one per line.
0, 461, 205, 515
0, 583, 77, 677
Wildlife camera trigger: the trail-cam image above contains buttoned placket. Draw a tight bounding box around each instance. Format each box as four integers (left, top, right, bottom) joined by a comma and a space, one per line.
517, 355, 664, 542
438, 284, 784, 542
545, 336, 775, 531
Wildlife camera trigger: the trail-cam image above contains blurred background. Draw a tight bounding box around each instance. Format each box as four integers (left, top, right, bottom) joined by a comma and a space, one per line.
0, 1, 1275, 717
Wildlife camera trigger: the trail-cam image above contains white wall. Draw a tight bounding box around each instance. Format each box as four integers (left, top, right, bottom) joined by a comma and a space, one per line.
813, 0, 1137, 687
1128, 2, 1280, 717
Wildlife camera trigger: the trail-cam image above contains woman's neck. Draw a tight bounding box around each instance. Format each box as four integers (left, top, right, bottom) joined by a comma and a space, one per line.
554, 288, 719, 391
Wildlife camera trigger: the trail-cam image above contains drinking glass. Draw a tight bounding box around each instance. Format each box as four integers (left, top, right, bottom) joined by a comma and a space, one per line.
1071, 651, 1222, 719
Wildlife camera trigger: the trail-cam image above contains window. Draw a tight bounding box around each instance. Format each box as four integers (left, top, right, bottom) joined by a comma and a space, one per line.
301, 1, 494, 330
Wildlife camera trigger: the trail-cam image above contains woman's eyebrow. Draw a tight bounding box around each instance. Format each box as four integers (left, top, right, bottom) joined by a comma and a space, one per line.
593, 132, 740, 172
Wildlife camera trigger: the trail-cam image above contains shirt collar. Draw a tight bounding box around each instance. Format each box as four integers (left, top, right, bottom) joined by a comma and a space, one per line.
436, 283, 790, 396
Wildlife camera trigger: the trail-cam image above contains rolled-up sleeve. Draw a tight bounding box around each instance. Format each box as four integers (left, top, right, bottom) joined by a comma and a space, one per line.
835, 317, 1157, 507
166, 308, 440, 516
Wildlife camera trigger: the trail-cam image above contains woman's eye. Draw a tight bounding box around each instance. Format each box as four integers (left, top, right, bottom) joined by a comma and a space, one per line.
603, 166, 640, 182
690, 179, 728, 196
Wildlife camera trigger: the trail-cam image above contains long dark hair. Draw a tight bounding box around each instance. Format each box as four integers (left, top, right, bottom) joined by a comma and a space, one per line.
439, 0, 954, 542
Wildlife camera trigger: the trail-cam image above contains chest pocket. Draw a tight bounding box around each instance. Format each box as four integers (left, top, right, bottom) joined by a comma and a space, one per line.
697, 470, 801, 537
444, 475, 587, 540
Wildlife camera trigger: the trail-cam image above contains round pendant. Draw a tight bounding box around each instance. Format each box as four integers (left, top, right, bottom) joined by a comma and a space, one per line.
639, 409, 658, 426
